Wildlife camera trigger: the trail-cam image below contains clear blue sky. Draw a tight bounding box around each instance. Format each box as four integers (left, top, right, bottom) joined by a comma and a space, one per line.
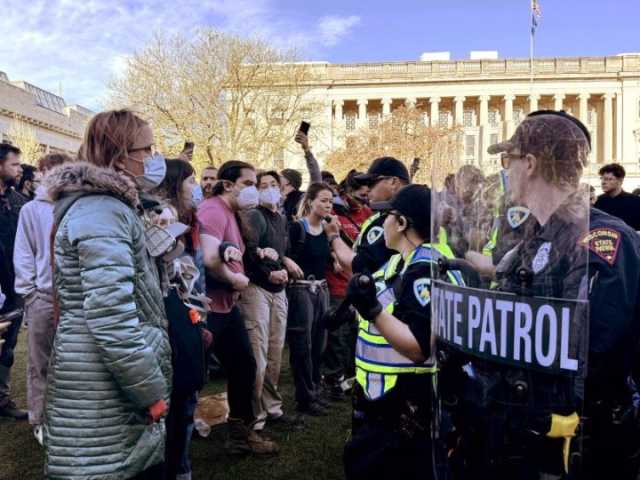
1, 0, 638, 108
293, 0, 640, 62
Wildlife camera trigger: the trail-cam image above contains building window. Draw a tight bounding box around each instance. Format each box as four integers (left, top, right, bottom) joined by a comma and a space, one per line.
489, 133, 499, 150
637, 100, 640, 119
465, 135, 476, 157
346, 115, 356, 131
513, 108, 523, 124
369, 114, 380, 129
438, 111, 449, 128
270, 110, 285, 126
463, 110, 474, 127
488, 110, 499, 127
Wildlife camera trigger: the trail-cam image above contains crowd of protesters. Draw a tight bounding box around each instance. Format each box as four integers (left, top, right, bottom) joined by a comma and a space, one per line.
0, 109, 383, 479
2, 107, 640, 480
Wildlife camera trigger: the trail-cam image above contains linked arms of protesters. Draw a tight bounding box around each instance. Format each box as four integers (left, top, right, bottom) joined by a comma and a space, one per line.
197, 207, 249, 291
295, 131, 322, 184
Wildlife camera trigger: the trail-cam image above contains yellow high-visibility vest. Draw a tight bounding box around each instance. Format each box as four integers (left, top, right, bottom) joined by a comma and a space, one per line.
355, 243, 464, 400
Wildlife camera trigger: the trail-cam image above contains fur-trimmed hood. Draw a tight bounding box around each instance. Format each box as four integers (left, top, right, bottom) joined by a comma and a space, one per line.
44, 161, 139, 208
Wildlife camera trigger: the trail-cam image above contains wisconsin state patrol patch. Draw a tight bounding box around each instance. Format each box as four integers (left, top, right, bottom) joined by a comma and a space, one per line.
413, 278, 431, 307
579, 228, 621, 265
366, 226, 384, 245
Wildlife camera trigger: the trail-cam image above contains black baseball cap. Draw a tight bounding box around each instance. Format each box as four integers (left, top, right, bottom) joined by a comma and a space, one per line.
355, 156, 410, 184
372, 184, 431, 237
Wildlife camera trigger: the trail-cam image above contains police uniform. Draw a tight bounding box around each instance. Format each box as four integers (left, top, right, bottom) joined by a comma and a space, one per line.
489, 205, 640, 479
581, 208, 640, 480
343, 184, 464, 480
436, 111, 640, 480
345, 244, 460, 480
456, 199, 591, 479
351, 156, 412, 274
351, 211, 395, 274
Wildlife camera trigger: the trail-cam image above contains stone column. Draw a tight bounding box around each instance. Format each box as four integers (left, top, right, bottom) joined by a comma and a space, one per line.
430, 97, 441, 128
479, 95, 490, 164
357, 99, 368, 128
504, 94, 516, 138
578, 93, 590, 125
615, 93, 623, 163
334, 99, 344, 121
454, 96, 465, 126
528, 94, 540, 114
603, 93, 614, 163
381, 97, 392, 117
553, 93, 565, 112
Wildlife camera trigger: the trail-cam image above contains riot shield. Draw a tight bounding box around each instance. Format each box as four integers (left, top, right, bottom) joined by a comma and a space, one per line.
430, 112, 591, 480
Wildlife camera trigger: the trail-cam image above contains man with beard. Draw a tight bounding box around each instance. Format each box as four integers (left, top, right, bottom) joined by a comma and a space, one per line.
200, 165, 218, 199
0, 143, 28, 419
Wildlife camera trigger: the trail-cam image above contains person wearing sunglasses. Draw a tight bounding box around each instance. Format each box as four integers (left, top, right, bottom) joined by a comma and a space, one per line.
324, 156, 411, 276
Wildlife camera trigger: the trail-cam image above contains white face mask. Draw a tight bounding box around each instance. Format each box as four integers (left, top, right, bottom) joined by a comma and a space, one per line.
135, 153, 167, 191
259, 187, 281, 207
237, 185, 259, 210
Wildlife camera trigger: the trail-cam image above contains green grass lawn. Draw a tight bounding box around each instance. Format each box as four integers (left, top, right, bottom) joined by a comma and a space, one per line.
0, 328, 351, 480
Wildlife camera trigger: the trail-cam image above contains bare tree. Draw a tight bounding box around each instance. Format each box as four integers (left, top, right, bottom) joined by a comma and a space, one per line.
325, 106, 462, 186
109, 29, 324, 173
8, 120, 41, 165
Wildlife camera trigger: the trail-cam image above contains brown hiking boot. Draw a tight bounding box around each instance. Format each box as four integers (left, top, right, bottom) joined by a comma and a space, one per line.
247, 430, 279, 455
226, 418, 279, 456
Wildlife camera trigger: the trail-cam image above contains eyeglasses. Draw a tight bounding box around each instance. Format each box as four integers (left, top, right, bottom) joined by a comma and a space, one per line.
500, 152, 525, 170
370, 175, 391, 186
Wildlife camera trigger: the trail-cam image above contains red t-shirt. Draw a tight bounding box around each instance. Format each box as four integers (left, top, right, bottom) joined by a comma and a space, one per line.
326, 198, 372, 298
197, 196, 245, 313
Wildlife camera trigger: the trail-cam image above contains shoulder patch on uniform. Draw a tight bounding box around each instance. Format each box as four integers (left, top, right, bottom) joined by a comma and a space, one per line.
413, 278, 431, 307
366, 226, 384, 245
579, 228, 621, 266
507, 206, 530, 229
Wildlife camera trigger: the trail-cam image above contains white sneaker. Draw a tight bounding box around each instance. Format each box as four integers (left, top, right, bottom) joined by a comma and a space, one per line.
33, 425, 43, 446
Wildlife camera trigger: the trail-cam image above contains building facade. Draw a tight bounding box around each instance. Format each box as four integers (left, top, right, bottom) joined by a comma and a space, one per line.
291, 54, 640, 188
0, 71, 92, 156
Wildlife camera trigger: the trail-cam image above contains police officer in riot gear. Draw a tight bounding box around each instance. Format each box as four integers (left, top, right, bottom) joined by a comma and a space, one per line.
434, 110, 640, 480
325, 157, 410, 275
342, 184, 462, 480
491, 112, 640, 479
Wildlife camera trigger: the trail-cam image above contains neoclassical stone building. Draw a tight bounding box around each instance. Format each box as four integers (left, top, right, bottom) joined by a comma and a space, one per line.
0, 71, 92, 155
290, 53, 640, 188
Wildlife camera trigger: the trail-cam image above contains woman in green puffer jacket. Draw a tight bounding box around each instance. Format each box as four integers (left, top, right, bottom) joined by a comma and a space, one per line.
43, 110, 172, 480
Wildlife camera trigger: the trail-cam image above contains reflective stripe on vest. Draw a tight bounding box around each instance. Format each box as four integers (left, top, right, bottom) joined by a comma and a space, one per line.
356, 244, 436, 400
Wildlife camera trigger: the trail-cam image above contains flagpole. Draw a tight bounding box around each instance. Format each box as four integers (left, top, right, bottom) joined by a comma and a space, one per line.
530, 0, 535, 91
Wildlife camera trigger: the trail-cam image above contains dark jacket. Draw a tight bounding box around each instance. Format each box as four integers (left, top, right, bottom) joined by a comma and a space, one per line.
243, 206, 289, 293
0, 187, 28, 313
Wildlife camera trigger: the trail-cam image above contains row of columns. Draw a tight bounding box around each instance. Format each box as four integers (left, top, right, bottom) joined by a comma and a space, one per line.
333, 93, 616, 163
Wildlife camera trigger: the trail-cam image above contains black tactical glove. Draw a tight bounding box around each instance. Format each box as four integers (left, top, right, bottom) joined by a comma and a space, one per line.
346, 273, 382, 322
